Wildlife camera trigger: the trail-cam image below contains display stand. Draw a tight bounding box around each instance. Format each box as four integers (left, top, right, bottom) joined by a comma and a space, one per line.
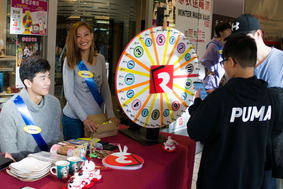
115, 4, 199, 146
118, 6, 168, 146
119, 119, 165, 146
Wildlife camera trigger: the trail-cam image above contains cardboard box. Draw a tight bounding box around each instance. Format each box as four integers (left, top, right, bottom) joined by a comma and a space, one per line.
84, 114, 118, 138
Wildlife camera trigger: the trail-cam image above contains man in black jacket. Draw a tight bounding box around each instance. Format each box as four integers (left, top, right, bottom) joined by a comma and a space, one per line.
187, 33, 283, 189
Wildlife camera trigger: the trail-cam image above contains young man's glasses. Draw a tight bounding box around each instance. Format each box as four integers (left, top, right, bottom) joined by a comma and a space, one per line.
220, 58, 229, 67
220, 57, 238, 67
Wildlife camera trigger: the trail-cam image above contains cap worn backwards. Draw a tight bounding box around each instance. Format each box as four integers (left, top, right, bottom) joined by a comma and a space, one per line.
225, 14, 261, 41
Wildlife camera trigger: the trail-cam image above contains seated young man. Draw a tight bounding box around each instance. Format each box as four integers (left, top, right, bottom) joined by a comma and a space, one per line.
187, 33, 283, 188
0, 57, 61, 161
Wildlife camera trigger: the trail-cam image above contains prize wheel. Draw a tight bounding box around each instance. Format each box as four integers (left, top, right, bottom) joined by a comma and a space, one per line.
22, 11, 33, 34
115, 26, 201, 128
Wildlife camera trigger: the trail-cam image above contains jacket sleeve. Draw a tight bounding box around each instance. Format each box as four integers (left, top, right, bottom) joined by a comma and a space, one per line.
0, 102, 25, 161
188, 97, 202, 116
49, 97, 62, 146
271, 132, 283, 178
201, 43, 220, 72
187, 94, 220, 142
269, 87, 283, 178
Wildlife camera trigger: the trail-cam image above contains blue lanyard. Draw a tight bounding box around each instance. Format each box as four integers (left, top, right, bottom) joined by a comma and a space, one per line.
206, 42, 223, 57
12, 94, 48, 151
77, 60, 104, 107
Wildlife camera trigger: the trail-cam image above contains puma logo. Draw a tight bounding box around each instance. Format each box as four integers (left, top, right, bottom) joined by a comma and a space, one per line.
230, 105, 271, 123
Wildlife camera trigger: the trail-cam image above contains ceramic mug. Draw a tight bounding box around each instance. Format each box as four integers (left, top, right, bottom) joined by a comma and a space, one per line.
67, 157, 82, 175
50, 160, 70, 179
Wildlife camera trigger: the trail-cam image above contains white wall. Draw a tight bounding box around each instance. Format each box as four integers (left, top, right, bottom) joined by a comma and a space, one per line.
213, 0, 243, 17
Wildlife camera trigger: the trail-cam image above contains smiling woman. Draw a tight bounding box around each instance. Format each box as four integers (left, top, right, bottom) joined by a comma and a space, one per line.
76, 25, 93, 52
62, 21, 120, 141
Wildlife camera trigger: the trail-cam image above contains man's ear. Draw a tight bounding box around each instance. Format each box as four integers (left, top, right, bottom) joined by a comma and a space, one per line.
23, 79, 32, 88
256, 30, 262, 39
229, 57, 237, 68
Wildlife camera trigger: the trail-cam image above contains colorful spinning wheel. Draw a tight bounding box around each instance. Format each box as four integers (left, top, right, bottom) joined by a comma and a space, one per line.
115, 26, 201, 128
22, 11, 33, 34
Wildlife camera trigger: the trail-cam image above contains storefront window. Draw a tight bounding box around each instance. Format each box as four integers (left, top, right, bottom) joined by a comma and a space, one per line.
0, 0, 47, 94
55, 0, 139, 94
0, 0, 140, 100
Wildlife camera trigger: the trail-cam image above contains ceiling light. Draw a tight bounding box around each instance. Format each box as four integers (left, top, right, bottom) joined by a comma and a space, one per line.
96, 20, 109, 24
95, 16, 109, 20
67, 16, 80, 19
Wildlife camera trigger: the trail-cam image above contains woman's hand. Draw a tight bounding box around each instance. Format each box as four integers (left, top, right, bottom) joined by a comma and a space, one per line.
83, 117, 98, 133
109, 117, 120, 126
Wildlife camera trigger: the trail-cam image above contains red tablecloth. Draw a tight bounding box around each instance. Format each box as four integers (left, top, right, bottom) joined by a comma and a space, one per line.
0, 126, 196, 189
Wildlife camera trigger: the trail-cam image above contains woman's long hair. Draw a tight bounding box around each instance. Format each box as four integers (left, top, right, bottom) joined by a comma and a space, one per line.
65, 21, 97, 69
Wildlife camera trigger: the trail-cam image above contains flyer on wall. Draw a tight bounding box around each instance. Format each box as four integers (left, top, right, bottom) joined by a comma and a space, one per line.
152, 0, 176, 27
168, 0, 212, 133
10, 0, 48, 35
15, 35, 42, 88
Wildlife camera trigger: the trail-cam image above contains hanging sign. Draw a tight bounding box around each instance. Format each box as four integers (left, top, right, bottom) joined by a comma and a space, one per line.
175, 0, 212, 59
15, 35, 42, 88
245, 0, 283, 46
10, 0, 48, 35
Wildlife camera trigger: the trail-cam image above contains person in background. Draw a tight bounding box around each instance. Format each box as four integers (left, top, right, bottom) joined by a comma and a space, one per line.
187, 33, 283, 188
201, 21, 231, 93
62, 21, 119, 141
228, 13, 283, 189
0, 57, 61, 161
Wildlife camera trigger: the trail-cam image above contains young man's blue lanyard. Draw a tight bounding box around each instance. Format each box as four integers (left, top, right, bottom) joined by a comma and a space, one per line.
12, 94, 49, 151
77, 60, 104, 107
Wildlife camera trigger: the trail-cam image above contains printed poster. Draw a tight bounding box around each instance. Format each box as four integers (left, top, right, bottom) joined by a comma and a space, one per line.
245, 0, 283, 47
15, 35, 42, 88
152, 0, 176, 27
170, 0, 212, 133
10, 0, 48, 35
175, 0, 212, 59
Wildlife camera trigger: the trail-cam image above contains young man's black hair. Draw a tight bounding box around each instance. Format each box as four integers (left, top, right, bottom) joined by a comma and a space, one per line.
215, 22, 231, 37
19, 56, 51, 87
222, 33, 257, 68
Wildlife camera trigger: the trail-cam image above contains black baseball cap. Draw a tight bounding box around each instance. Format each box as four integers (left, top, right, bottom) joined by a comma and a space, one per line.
225, 14, 261, 40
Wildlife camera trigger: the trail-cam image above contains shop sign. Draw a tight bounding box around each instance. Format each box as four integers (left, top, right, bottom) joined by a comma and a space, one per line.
10, 0, 48, 36
245, 0, 283, 47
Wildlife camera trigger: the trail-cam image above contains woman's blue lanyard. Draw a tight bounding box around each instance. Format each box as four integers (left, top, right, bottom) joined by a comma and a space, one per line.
12, 94, 48, 151
77, 60, 104, 107
206, 42, 223, 58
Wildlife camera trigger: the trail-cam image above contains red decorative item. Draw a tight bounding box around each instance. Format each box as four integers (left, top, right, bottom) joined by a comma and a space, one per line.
65, 160, 102, 189
162, 136, 178, 152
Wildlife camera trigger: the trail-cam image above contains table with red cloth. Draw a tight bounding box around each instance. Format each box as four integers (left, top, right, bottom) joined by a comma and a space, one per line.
0, 125, 196, 189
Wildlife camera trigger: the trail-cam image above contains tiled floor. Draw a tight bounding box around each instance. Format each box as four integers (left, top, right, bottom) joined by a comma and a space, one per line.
191, 152, 201, 189
190, 152, 283, 189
